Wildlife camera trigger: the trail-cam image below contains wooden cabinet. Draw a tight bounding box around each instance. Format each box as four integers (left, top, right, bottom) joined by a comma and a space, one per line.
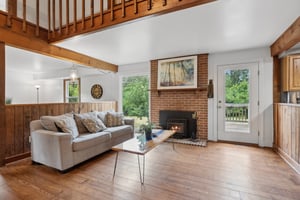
282, 54, 300, 91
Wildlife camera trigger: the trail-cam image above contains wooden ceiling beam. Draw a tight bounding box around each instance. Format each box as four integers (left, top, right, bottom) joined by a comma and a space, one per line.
0, 11, 117, 72
271, 17, 300, 56
0, 27, 118, 72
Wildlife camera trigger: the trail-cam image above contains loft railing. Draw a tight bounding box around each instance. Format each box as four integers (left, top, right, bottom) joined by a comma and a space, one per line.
2, 0, 214, 43
225, 103, 249, 122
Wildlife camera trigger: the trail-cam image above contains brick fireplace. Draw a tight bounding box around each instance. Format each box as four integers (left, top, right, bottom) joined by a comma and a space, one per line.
150, 54, 208, 139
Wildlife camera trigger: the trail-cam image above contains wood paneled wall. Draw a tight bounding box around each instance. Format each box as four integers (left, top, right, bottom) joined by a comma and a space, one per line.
4, 101, 117, 164
274, 103, 300, 173
0, 42, 6, 166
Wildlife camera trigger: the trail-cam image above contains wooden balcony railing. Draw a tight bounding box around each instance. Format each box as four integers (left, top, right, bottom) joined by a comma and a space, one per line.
225, 103, 249, 122
3, 0, 215, 43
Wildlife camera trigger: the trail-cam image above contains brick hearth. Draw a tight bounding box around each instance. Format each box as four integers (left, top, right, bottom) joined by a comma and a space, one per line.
150, 54, 208, 139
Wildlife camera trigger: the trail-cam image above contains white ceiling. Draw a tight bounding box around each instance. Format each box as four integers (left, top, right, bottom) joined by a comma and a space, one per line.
6, 0, 300, 74
56, 0, 300, 65
5, 46, 109, 79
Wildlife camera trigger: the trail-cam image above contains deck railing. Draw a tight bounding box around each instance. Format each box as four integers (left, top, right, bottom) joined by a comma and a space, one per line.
3, 0, 214, 42
225, 103, 248, 122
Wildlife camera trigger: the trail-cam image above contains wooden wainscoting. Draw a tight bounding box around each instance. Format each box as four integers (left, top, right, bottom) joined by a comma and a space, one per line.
275, 103, 300, 173
4, 101, 117, 164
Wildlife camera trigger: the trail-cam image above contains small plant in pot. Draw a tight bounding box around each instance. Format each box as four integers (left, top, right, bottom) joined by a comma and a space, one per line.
139, 121, 154, 141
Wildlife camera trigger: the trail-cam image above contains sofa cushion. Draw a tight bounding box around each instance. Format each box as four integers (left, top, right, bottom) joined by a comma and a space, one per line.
106, 125, 133, 139
82, 117, 107, 133
40, 113, 73, 132
72, 131, 111, 151
106, 112, 125, 127
55, 116, 79, 139
74, 112, 98, 134
96, 111, 107, 123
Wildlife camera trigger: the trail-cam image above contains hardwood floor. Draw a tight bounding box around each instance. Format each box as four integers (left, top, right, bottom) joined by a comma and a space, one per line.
0, 142, 300, 200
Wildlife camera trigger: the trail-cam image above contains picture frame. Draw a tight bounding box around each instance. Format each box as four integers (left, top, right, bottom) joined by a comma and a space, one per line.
157, 55, 198, 90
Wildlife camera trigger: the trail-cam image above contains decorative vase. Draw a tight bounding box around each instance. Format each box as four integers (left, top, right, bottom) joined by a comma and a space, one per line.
145, 130, 152, 141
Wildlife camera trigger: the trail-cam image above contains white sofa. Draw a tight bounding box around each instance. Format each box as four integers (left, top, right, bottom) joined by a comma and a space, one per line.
30, 112, 134, 171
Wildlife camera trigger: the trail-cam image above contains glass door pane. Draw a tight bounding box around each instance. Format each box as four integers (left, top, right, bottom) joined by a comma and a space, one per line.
224, 69, 250, 133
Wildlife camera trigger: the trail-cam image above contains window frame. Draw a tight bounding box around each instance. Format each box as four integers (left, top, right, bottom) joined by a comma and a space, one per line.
63, 78, 81, 103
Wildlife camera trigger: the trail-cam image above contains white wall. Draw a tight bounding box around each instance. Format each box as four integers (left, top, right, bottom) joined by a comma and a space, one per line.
5, 69, 63, 104
81, 73, 119, 102
5, 66, 121, 105
208, 47, 273, 147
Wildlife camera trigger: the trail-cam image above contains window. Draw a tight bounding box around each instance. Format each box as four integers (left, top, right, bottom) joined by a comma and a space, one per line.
122, 75, 149, 129
64, 78, 80, 103
0, 1, 7, 12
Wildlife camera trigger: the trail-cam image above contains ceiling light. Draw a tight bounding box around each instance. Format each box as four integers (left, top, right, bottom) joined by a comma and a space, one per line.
70, 65, 78, 81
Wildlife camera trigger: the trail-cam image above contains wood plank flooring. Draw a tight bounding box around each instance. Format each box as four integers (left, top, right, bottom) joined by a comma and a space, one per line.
0, 142, 300, 200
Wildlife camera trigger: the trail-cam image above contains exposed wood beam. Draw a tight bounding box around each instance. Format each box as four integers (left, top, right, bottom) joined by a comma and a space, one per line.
0, 42, 6, 166
49, 0, 215, 43
0, 27, 118, 72
271, 17, 300, 56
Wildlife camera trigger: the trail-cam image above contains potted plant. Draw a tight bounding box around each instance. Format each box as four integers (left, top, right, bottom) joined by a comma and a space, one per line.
5, 98, 12, 104
139, 121, 154, 141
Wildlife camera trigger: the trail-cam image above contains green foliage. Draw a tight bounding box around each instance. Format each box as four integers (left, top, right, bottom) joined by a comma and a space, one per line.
68, 82, 79, 102
225, 69, 249, 104
139, 120, 154, 133
122, 76, 149, 118
5, 98, 12, 104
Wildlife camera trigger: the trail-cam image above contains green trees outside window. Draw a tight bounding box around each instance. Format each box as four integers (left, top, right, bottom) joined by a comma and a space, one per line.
122, 76, 149, 118
64, 79, 80, 103
122, 75, 149, 128
225, 69, 249, 104
225, 69, 249, 122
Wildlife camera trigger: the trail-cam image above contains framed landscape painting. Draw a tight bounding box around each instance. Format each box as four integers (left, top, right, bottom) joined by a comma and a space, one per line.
157, 55, 198, 90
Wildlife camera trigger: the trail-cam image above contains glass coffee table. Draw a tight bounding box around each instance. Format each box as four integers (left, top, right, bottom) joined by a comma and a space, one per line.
112, 129, 175, 184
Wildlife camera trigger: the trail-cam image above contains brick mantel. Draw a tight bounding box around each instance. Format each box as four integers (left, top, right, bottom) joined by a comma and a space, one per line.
150, 54, 208, 139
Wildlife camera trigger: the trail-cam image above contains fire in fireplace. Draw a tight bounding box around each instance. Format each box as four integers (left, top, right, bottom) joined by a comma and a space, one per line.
159, 110, 197, 139
167, 119, 188, 138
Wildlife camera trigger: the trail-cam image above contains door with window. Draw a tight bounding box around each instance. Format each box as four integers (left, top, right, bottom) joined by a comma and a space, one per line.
217, 63, 259, 144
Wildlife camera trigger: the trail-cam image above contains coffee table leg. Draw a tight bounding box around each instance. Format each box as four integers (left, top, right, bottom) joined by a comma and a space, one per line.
137, 155, 145, 184
113, 152, 119, 179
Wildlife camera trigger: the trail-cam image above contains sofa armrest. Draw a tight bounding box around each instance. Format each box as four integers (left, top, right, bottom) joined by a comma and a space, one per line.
30, 119, 44, 132
30, 129, 74, 171
124, 118, 135, 128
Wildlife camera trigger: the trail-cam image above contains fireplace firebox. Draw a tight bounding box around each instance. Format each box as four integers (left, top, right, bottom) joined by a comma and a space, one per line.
167, 119, 188, 138
159, 110, 197, 139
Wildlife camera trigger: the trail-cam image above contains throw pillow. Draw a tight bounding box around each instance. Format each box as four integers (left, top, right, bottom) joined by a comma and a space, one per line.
106, 111, 124, 127
55, 116, 79, 139
74, 112, 98, 134
81, 116, 107, 133
40, 113, 73, 132
95, 111, 107, 124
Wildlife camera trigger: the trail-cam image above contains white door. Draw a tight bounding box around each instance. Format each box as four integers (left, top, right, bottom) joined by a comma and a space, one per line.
217, 63, 259, 144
